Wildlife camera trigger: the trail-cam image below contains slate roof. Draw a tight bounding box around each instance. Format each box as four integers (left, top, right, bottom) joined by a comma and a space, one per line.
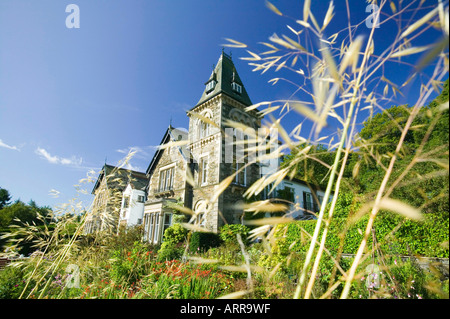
91, 164, 149, 194
145, 125, 190, 176
194, 51, 252, 108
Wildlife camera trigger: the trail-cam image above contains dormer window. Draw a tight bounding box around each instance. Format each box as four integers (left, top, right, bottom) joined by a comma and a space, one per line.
231, 82, 242, 94
205, 80, 216, 93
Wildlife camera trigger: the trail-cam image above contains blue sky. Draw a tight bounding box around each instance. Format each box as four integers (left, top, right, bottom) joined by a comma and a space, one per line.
0, 0, 447, 210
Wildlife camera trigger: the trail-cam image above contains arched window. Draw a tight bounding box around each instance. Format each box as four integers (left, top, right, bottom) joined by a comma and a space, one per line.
197, 110, 213, 139
200, 121, 209, 138
194, 200, 209, 227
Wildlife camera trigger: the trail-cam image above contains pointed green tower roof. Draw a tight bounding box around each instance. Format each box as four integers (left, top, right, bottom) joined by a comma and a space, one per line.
193, 51, 252, 108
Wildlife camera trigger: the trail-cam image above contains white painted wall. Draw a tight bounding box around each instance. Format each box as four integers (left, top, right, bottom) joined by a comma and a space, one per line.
119, 184, 146, 227
277, 180, 331, 219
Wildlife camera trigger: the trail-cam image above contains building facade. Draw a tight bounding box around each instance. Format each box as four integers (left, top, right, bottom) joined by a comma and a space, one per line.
87, 52, 332, 243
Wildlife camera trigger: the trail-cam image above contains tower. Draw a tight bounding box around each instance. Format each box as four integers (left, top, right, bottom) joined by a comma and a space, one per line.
187, 51, 261, 231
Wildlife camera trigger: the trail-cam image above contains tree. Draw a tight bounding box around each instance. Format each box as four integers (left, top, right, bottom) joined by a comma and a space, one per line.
0, 188, 11, 210
281, 144, 335, 190
0, 200, 52, 228
349, 79, 449, 216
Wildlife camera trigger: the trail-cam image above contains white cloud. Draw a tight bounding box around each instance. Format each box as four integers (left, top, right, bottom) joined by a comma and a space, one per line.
35, 147, 83, 167
116, 145, 155, 161
124, 162, 143, 172
0, 139, 20, 151
36, 147, 59, 163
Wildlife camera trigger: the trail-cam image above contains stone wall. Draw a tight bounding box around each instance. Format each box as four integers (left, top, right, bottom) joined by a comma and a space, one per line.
147, 140, 188, 204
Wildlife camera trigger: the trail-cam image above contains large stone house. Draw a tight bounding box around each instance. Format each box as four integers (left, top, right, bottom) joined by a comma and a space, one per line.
86, 52, 331, 243
85, 164, 149, 234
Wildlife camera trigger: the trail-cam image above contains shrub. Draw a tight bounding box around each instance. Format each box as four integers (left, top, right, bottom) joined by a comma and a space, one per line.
157, 242, 185, 262
189, 232, 222, 253
273, 213, 448, 258
109, 241, 154, 284
157, 223, 188, 262
163, 223, 188, 244
219, 224, 250, 246
0, 264, 28, 299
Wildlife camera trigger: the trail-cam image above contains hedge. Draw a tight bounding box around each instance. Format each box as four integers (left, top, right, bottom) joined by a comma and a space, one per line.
189, 232, 222, 253
274, 213, 449, 258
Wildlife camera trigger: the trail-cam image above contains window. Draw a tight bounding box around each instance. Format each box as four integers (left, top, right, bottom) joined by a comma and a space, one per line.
159, 167, 174, 192
262, 182, 275, 199
144, 213, 154, 242
194, 201, 208, 227
196, 212, 206, 227
200, 121, 209, 138
206, 80, 216, 93
232, 156, 246, 185
231, 82, 242, 94
137, 195, 145, 203
161, 213, 172, 241
284, 187, 295, 202
123, 196, 130, 208
232, 130, 246, 186
199, 157, 208, 185
159, 170, 166, 191
154, 213, 160, 244
303, 192, 319, 214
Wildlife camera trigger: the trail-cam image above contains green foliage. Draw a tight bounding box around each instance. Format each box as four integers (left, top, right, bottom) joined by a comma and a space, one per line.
0, 265, 27, 299
138, 260, 232, 299
359, 104, 416, 156
349, 79, 449, 216
163, 223, 188, 244
109, 241, 154, 284
0, 200, 51, 228
273, 213, 448, 258
332, 192, 361, 219
281, 144, 335, 190
189, 232, 222, 253
157, 223, 188, 262
0, 188, 11, 210
157, 242, 185, 262
219, 224, 250, 246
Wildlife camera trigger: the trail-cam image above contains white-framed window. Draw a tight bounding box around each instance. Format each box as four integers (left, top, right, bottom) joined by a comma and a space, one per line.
154, 213, 161, 244
137, 195, 145, 203
231, 82, 242, 94
144, 213, 154, 242
159, 167, 174, 192
199, 156, 208, 185
200, 121, 209, 138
